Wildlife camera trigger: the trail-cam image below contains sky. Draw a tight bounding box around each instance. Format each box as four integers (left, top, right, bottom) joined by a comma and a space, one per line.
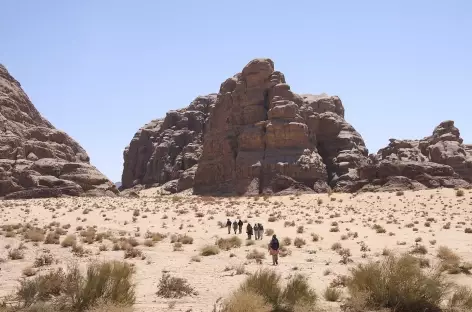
1, 1, 471, 183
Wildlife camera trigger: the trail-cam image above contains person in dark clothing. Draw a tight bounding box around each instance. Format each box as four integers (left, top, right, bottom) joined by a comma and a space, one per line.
232, 220, 238, 234
226, 219, 232, 234
238, 219, 243, 234
257, 223, 264, 240
246, 223, 253, 240
268, 234, 280, 265
253, 223, 259, 240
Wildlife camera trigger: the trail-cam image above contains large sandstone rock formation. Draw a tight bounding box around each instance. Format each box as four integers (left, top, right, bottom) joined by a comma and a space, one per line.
121, 59, 471, 194
359, 120, 472, 191
0, 64, 118, 199
121, 95, 216, 192
193, 59, 368, 195
122, 59, 369, 194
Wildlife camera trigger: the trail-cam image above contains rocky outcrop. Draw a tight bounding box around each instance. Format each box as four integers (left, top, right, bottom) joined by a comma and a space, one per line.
193, 59, 368, 195
121, 58, 471, 195
121, 95, 216, 192
359, 120, 472, 191
0, 64, 118, 199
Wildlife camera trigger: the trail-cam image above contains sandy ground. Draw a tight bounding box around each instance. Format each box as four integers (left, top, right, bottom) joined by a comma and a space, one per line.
1, 188, 472, 311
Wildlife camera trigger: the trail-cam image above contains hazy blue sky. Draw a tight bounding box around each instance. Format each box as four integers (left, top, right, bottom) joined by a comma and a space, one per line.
1, 1, 471, 182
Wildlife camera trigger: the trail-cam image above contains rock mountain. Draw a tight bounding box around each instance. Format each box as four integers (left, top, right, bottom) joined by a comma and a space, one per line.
0, 64, 118, 199
121, 58, 472, 194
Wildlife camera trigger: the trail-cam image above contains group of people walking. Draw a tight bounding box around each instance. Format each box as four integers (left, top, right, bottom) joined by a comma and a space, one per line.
225, 219, 264, 240
225, 219, 280, 265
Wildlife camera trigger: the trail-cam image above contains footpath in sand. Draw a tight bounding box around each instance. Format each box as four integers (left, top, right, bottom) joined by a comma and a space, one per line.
1, 188, 472, 311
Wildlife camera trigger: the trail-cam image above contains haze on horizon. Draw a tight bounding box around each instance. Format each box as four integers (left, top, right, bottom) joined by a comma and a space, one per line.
1, 0, 471, 183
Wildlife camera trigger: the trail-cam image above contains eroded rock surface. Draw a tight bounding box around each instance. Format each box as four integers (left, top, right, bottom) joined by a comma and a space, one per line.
0, 64, 118, 199
121, 59, 470, 195
121, 95, 216, 192
359, 120, 472, 191
192, 59, 368, 195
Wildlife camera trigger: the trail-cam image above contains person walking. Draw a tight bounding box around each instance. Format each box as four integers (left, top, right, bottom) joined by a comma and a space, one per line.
258, 223, 264, 240
238, 219, 243, 234
268, 234, 280, 265
226, 219, 232, 234
246, 223, 253, 240
232, 220, 238, 234
253, 223, 259, 240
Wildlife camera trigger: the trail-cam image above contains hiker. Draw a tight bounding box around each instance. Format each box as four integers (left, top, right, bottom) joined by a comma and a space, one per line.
268, 234, 280, 265
253, 223, 259, 240
258, 223, 264, 240
246, 223, 253, 240
233, 220, 238, 234
226, 219, 232, 234
238, 219, 243, 234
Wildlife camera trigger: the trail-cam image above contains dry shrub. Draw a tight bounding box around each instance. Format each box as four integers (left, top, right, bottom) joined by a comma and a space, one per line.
171, 234, 194, 245
123, 247, 142, 259
436, 246, 466, 274
201, 245, 220, 256
144, 231, 166, 242
8, 248, 24, 260
219, 290, 271, 312
448, 285, 472, 311
33, 253, 54, 267
9, 260, 135, 311
323, 287, 341, 302
246, 249, 265, 261
143, 239, 155, 247
346, 253, 449, 312
173, 242, 183, 251
293, 237, 306, 248
156, 273, 196, 298
410, 244, 428, 255
237, 269, 317, 311
24, 228, 45, 242
279, 246, 292, 258
86, 303, 134, 312
44, 232, 60, 245
217, 236, 242, 250
22, 267, 36, 277
61, 235, 77, 247
282, 237, 292, 246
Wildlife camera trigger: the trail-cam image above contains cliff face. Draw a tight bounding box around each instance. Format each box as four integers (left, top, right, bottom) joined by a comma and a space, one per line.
0, 64, 118, 199
121, 94, 217, 193
193, 59, 368, 195
123, 59, 369, 194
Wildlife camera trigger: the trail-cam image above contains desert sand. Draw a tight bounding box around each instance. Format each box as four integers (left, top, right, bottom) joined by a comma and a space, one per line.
1, 188, 472, 311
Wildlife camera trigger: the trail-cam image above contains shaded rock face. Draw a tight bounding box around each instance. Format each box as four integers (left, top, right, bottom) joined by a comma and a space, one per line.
193, 59, 368, 195
121, 95, 217, 192
0, 65, 118, 199
359, 120, 472, 191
